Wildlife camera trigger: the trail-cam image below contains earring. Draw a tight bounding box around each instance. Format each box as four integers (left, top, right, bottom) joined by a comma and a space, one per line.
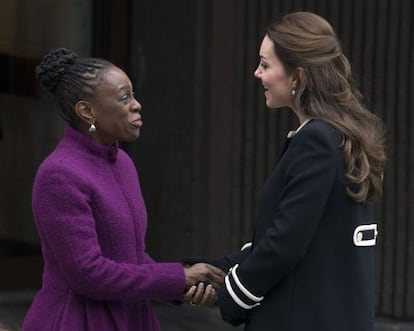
291, 89, 296, 96
88, 123, 96, 133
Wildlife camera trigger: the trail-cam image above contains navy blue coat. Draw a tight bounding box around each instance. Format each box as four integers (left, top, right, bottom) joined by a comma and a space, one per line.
185, 119, 377, 331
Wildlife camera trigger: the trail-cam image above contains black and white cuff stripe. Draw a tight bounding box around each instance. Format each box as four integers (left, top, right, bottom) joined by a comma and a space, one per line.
225, 264, 263, 310
240, 242, 252, 251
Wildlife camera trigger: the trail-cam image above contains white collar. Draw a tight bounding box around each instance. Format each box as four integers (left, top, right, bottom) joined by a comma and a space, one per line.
287, 119, 311, 138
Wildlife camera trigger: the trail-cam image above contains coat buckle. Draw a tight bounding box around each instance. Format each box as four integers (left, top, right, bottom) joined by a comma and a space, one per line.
353, 224, 378, 247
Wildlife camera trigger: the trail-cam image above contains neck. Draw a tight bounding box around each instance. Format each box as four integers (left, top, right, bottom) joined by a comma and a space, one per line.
289, 107, 308, 125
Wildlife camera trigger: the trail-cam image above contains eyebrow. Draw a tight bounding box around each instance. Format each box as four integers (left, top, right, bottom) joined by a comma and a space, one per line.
118, 85, 132, 92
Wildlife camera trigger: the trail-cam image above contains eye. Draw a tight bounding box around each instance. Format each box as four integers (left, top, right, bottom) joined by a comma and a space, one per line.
119, 94, 128, 102
260, 61, 269, 70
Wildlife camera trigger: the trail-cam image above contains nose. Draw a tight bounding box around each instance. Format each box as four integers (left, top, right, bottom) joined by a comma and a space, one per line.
254, 65, 261, 79
131, 96, 142, 112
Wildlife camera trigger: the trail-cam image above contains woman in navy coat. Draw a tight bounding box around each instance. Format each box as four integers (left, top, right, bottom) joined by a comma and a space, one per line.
185, 12, 386, 331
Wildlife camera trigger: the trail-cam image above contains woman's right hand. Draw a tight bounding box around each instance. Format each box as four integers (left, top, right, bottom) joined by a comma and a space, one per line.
183, 263, 226, 289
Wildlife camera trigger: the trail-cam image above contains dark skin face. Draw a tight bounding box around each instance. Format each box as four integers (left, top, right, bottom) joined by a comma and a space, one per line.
73, 66, 224, 304
76, 66, 143, 145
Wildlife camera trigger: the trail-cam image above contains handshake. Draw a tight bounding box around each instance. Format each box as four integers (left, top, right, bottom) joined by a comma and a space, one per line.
182, 263, 226, 306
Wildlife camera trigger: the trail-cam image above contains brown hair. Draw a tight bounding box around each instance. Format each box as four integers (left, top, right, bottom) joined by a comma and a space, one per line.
266, 11, 386, 203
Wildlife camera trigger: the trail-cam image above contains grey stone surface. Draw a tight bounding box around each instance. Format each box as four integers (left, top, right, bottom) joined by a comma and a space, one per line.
0, 291, 240, 331
155, 303, 242, 331
0, 291, 413, 331
376, 318, 414, 331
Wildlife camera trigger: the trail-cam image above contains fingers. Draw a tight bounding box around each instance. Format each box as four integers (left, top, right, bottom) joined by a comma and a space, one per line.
183, 285, 197, 303
199, 284, 216, 305
188, 283, 217, 306
205, 264, 226, 288
190, 282, 205, 304
208, 264, 226, 277
183, 263, 226, 289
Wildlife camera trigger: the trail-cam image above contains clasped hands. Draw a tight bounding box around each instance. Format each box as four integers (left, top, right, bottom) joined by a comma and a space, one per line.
183, 263, 226, 306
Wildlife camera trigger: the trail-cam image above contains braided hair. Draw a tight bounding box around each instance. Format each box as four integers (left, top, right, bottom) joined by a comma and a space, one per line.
36, 48, 113, 126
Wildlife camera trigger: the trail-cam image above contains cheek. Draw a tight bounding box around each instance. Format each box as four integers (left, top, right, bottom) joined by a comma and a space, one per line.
97, 107, 126, 131
268, 69, 288, 88
270, 77, 292, 97
264, 70, 293, 108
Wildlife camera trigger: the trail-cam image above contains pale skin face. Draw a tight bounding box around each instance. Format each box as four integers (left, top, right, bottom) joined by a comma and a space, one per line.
254, 35, 306, 123
76, 66, 143, 145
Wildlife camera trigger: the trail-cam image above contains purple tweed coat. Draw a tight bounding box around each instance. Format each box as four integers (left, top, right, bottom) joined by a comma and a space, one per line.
23, 126, 185, 331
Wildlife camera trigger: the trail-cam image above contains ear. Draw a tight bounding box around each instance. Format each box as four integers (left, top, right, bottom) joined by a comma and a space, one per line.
74, 101, 94, 124
292, 67, 304, 89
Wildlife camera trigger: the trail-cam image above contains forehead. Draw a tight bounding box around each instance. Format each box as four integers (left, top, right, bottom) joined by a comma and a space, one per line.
259, 35, 275, 58
98, 66, 132, 92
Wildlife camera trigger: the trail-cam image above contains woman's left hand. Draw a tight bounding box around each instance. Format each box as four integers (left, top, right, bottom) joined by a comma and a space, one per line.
184, 282, 216, 306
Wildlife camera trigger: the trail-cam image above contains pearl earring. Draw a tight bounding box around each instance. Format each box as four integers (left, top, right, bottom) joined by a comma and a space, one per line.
291, 89, 296, 96
88, 123, 96, 133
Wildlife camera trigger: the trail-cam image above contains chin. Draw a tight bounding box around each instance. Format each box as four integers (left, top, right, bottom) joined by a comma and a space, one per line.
131, 133, 141, 141
266, 102, 280, 109
123, 134, 140, 143
266, 100, 288, 110
128, 128, 141, 141
266, 99, 278, 109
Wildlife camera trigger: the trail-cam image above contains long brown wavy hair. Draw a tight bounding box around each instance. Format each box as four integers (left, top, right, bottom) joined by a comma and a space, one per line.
266, 12, 386, 203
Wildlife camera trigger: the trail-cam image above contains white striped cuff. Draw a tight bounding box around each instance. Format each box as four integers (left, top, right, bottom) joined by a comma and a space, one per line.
224, 264, 263, 310
240, 242, 252, 251
231, 264, 263, 302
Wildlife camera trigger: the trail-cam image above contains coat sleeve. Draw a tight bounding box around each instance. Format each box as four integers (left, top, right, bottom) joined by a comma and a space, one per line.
33, 167, 186, 302
218, 125, 338, 325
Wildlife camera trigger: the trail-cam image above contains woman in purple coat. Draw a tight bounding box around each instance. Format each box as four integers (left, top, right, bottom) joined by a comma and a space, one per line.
23, 48, 225, 331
